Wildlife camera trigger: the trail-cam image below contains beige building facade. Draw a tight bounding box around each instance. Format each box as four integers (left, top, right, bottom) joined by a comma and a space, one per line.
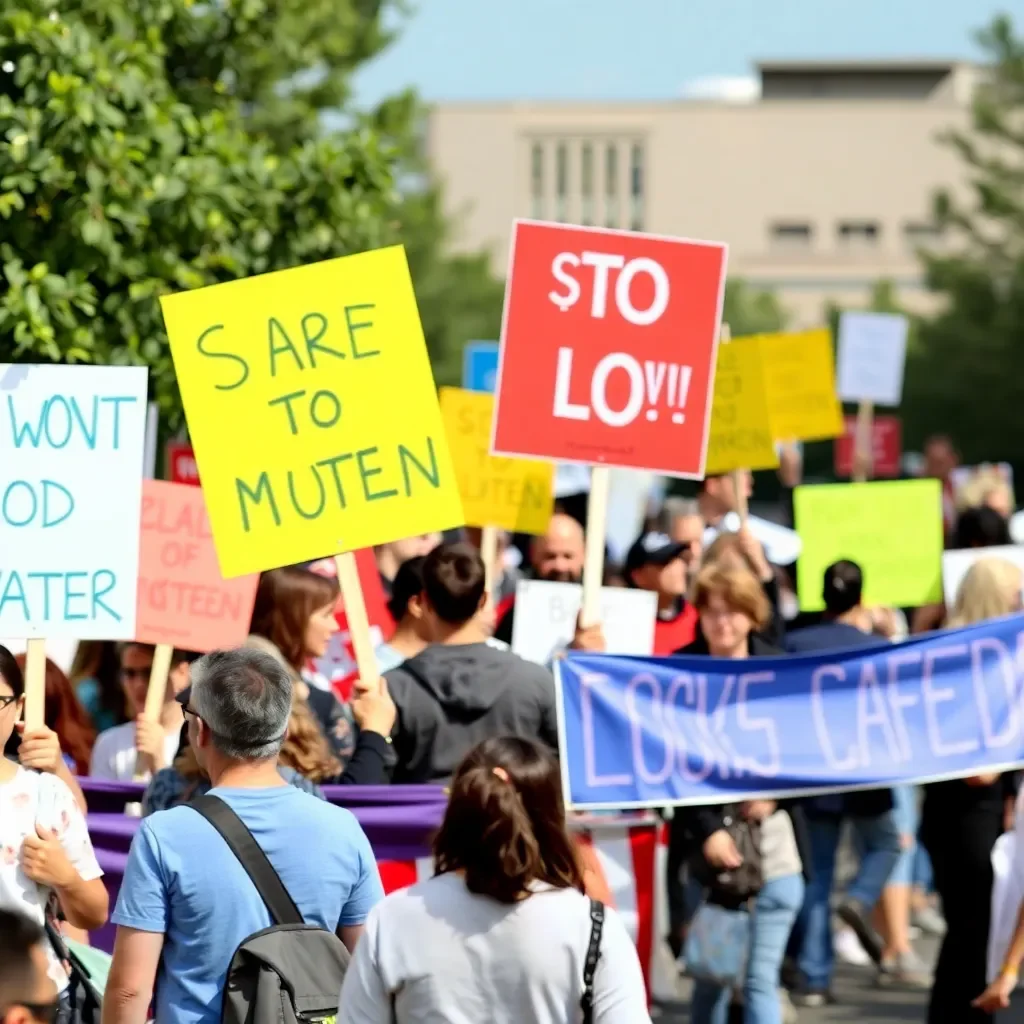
426, 60, 977, 325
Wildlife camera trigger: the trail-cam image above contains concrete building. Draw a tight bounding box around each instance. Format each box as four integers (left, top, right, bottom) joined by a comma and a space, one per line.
426, 60, 978, 325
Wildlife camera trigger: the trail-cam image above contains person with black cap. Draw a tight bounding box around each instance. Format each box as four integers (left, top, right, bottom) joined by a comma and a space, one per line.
624, 531, 699, 654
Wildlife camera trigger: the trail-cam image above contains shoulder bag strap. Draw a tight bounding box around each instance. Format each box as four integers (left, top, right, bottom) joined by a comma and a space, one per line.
579, 898, 604, 1024
190, 794, 303, 926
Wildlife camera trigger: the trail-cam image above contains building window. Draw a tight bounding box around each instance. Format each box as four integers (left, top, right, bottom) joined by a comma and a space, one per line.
605, 143, 619, 228
903, 221, 942, 247
530, 143, 544, 219
580, 143, 594, 226
838, 220, 880, 245
555, 142, 568, 222
629, 143, 644, 231
770, 221, 813, 246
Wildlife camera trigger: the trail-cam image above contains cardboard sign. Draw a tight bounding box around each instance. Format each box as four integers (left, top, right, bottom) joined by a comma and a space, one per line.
834, 415, 902, 478
510, 580, 656, 665
161, 246, 465, 577
440, 387, 554, 533
306, 549, 393, 700
136, 480, 259, 651
942, 546, 1024, 608
836, 312, 908, 406
705, 338, 778, 475
757, 329, 843, 442
0, 364, 147, 638
492, 220, 727, 478
794, 479, 943, 611
166, 441, 199, 485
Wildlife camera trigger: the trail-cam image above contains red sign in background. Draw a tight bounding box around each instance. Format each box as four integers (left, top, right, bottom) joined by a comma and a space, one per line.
166, 441, 200, 486
491, 220, 728, 479
834, 415, 902, 478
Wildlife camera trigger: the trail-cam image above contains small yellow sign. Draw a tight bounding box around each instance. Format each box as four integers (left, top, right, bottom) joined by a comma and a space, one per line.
440, 387, 554, 533
161, 246, 465, 578
757, 328, 844, 443
794, 479, 943, 611
705, 338, 779, 475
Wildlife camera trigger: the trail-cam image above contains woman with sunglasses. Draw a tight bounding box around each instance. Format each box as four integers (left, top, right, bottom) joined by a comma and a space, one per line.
0, 646, 108, 1024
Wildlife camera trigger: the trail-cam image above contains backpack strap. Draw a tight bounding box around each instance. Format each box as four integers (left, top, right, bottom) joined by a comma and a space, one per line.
579, 899, 604, 1024
190, 795, 303, 926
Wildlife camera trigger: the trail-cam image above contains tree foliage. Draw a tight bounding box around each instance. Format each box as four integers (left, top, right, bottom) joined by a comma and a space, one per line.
722, 278, 788, 338
903, 14, 1024, 468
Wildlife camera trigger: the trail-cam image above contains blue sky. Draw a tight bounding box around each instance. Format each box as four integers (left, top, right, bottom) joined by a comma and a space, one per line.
353, 0, 1021, 105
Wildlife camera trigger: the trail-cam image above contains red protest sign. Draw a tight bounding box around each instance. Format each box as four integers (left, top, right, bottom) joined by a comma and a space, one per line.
491, 220, 727, 478
834, 415, 902, 478
306, 549, 394, 701
166, 441, 199, 486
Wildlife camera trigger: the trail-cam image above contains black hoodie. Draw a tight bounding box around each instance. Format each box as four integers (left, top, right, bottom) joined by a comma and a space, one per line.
385, 642, 559, 783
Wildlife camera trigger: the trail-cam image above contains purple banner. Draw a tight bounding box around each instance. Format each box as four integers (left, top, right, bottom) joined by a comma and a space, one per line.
81, 779, 448, 953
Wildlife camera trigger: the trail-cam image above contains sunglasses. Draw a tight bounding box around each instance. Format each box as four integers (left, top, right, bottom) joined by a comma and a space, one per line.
0, 1001, 61, 1024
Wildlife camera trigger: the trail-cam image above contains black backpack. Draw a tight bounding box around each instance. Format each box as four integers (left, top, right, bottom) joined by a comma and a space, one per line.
191, 795, 350, 1024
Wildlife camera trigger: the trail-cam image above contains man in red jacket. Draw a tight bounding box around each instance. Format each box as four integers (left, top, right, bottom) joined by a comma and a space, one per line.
624, 531, 699, 654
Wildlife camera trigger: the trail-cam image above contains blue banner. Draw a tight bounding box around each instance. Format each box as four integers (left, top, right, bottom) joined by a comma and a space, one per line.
555, 615, 1024, 809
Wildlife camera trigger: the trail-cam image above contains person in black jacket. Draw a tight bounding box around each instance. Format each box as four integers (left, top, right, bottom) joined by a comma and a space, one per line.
670, 564, 808, 1024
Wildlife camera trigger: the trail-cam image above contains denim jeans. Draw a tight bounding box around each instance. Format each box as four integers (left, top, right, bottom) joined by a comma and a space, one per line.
692, 873, 805, 1024
797, 812, 902, 990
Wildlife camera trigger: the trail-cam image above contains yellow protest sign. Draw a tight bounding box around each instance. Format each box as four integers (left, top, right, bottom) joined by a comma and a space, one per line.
439, 387, 554, 533
757, 328, 843, 443
705, 338, 779, 475
793, 479, 943, 611
160, 246, 465, 578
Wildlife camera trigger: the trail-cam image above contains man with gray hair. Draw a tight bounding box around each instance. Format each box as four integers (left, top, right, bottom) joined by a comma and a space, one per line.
104, 647, 383, 1024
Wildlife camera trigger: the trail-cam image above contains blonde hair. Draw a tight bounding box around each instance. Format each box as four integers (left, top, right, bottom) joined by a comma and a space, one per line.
956, 467, 1015, 514
703, 532, 761, 579
174, 690, 341, 788
692, 564, 772, 631
947, 557, 1023, 628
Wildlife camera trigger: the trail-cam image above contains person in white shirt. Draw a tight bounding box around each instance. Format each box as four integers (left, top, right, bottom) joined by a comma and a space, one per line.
89, 644, 194, 781
0, 645, 107, 1017
339, 735, 650, 1024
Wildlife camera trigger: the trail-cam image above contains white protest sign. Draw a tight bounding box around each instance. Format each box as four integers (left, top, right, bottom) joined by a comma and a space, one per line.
511, 579, 656, 665
0, 364, 148, 638
942, 546, 1024, 608
836, 312, 908, 406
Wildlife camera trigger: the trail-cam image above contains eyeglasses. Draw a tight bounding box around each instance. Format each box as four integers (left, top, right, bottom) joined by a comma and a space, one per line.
0, 694, 18, 710
0, 1001, 61, 1024
182, 704, 200, 721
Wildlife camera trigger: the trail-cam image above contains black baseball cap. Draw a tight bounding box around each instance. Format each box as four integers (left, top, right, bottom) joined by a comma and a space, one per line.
624, 531, 689, 578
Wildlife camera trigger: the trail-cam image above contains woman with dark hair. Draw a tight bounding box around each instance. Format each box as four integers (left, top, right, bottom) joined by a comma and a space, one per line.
68, 640, 125, 733
13, 655, 95, 775
339, 736, 650, 1022
248, 565, 395, 783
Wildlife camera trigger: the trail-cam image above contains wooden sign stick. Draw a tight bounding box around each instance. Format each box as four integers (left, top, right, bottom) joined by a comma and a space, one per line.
22, 638, 46, 731
135, 642, 173, 780
580, 466, 610, 628
480, 525, 499, 602
718, 322, 749, 525
334, 550, 378, 690
853, 399, 875, 484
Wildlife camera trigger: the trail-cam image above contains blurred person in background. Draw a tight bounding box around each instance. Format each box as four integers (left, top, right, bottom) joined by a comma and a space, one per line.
386, 544, 558, 783
697, 472, 753, 531
375, 556, 429, 674
375, 533, 441, 597
957, 467, 1015, 521
68, 641, 124, 734
89, 644, 194, 781
11, 656, 94, 777
922, 434, 960, 538
339, 736, 650, 1023
623, 531, 698, 653
0, 909, 59, 1024
247, 566, 356, 768
465, 526, 522, 606
0, 646, 108, 1021
494, 513, 586, 645
665, 497, 706, 568
922, 558, 1024, 1024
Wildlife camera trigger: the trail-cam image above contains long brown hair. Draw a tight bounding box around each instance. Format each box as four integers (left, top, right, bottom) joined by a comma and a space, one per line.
68, 640, 126, 726
249, 567, 339, 671
173, 691, 341, 786
433, 736, 585, 904
16, 655, 96, 774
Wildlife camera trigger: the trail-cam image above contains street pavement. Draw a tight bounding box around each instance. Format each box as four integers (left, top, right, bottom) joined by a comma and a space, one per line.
654, 936, 939, 1023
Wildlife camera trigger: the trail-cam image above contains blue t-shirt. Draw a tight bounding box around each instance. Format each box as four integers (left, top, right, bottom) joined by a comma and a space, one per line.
112, 784, 384, 1024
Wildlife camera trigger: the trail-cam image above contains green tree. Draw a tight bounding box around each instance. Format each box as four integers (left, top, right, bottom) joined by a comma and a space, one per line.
904, 14, 1024, 467
722, 278, 789, 337
0, 0, 400, 432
